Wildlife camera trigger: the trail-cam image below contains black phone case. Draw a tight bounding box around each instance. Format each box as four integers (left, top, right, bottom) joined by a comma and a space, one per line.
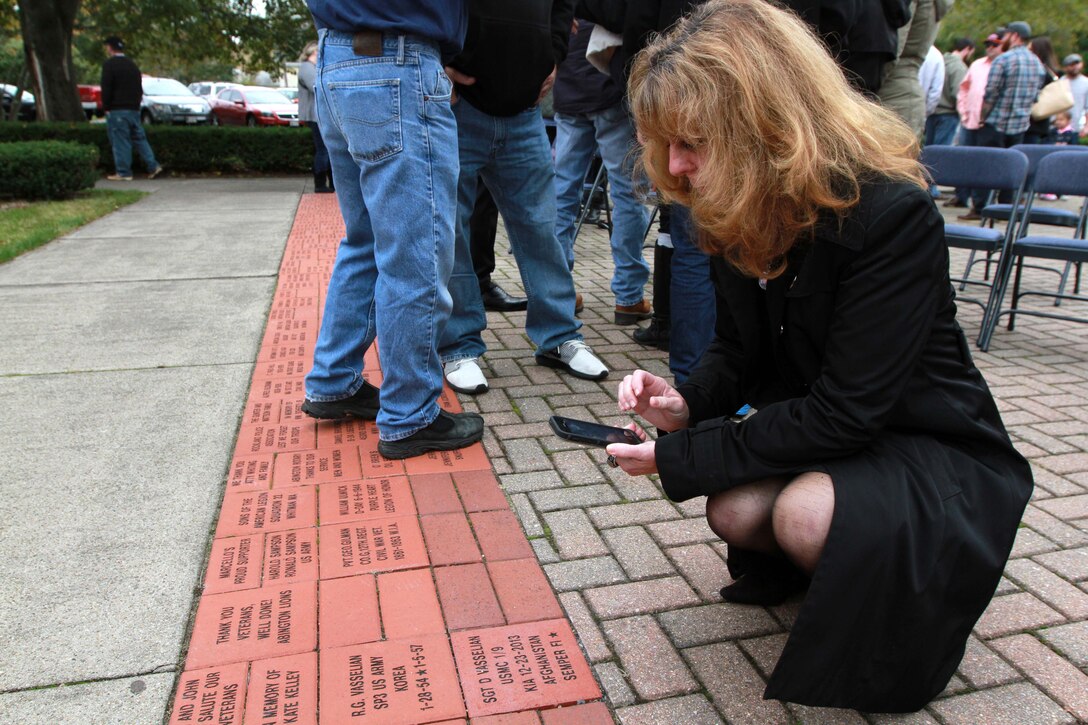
549, 416, 640, 447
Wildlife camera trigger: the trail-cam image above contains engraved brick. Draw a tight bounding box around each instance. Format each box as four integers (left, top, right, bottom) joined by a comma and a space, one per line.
543, 509, 609, 559
544, 557, 627, 592
272, 447, 361, 486
217, 487, 316, 538
603, 616, 698, 700
659, 604, 781, 648
317, 517, 428, 579
204, 534, 263, 594
588, 500, 681, 529
666, 544, 730, 601
244, 652, 317, 725
227, 454, 274, 490
974, 592, 1066, 638
615, 695, 723, 725
434, 563, 504, 631
169, 663, 248, 725
929, 682, 1074, 725
584, 577, 700, 619
1004, 558, 1088, 618
262, 528, 318, 585
557, 592, 612, 663
470, 509, 535, 562
685, 642, 790, 724
991, 634, 1088, 721
602, 526, 675, 580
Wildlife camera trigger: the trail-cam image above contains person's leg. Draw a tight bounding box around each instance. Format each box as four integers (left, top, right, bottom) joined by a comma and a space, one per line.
123, 111, 159, 173
438, 101, 491, 366
553, 111, 600, 272
312, 34, 457, 441
931, 113, 959, 146
954, 126, 978, 206
106, 111, 134, 177
310, 121, 331, 191
484, 107, 581, 352
706, 477, 790, 553
771, 471, 835, 574
592, 104, 651, 309
668, 205, 715, 383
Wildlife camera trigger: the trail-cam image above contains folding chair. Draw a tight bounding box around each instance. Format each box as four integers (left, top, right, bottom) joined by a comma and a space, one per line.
919, 146, 1029, 341
573, 152, 612, 242
974, 144, 1088, 303
978, 151, 1088, 351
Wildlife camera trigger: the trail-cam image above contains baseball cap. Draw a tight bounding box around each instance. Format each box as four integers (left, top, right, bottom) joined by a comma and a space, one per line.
104, 36, 124, 51
1064, 53, 1083, 65
1005, 21, 1031, 39
984, 33, 1001, 46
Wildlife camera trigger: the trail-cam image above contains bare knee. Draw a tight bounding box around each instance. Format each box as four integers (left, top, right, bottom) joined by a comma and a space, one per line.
772, 472, 835, 574
706, 477, 787, 552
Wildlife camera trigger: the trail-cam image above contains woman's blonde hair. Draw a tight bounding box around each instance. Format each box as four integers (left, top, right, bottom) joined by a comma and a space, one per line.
299, 41, 318, 62
628, 0, 926, 278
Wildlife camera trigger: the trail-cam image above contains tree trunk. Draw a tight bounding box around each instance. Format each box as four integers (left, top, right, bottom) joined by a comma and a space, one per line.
20, 0, 85, 122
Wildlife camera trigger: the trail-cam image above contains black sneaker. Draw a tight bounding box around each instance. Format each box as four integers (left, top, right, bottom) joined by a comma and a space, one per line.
377, 410, 484, 460
633, 318, 670, 351
301, 381, 380, 420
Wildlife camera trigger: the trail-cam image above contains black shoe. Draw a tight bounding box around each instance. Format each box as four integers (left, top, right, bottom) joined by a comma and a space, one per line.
301, 381, 380, 420
377, 410, 485, 460
481, 282, 528, 312
633, 318, 670, 351
720, 564, 807, 606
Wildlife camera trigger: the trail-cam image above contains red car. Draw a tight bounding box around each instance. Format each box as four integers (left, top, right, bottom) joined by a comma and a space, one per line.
78, 84, 102, 119
209, 86, 299, 127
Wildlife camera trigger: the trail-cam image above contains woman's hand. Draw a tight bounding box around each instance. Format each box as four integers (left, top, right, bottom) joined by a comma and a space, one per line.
606, 423, 657, 476
617, 370, 690, 432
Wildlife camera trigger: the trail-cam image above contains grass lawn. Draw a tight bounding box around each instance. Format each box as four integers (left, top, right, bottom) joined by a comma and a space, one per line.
0, 189, 147, 265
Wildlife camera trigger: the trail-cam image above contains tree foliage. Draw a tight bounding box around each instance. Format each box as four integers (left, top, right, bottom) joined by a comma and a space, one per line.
938, 0, 1088, 55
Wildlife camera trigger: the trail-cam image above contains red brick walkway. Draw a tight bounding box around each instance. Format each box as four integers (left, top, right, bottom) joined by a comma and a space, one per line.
167, 194, 611, 725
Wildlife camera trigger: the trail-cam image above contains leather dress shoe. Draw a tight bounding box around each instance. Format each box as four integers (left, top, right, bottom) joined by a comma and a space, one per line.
615, 299, 652, 325
481, 282, 527, 312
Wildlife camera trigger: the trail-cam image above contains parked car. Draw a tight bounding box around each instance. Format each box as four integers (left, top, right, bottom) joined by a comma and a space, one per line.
1, 83, 35, 121
188, 81, 241, 100
77, 84, 103, 119
140, 76, 212, 125
279, 88, 299, 104
209, 86, 299, 127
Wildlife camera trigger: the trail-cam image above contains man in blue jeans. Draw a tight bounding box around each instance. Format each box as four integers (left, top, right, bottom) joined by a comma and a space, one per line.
301, 0, 484, 460
439, 0, 610, 396
553, 20, 651, 327
101, 37, 162, 181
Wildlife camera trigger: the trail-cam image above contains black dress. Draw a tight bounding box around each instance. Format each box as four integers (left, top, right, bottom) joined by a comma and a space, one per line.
655, 180, 1033, 712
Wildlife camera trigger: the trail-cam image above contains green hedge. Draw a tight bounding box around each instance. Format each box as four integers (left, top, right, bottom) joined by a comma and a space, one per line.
0, 141, 98, 200
0, 122, 313, 174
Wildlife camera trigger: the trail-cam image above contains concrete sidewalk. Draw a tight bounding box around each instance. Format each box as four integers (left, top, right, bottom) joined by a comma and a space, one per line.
0, 178, 305, 723
0, 177, 1086, 725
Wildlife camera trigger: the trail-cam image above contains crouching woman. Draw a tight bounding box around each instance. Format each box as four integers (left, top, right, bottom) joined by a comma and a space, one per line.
607, 0, 1032, 712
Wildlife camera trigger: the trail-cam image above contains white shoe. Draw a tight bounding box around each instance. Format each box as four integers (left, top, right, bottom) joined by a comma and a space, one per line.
536, 340, 608, 381
444, 357, 488, 395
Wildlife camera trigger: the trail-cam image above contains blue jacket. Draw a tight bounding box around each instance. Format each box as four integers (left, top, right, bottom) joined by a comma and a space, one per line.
308, 0, 467, 61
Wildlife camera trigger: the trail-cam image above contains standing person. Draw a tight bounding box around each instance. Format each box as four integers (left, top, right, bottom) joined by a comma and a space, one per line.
553, 19, 651, 326
296, 41, 333, 193
958, 21, 1044, 221
948, 32, 1001, 210
877, 0, 953, 138
610, 0, 1032, 710
925, 38, 973, 147
1024, 36, 1060, 144
1062, 53, 1087, 133
101, 36, 162, 181
439, 0, 611, 397
300, 0, 485, 460
469, 180, 528, 312
918, 44, 946, 127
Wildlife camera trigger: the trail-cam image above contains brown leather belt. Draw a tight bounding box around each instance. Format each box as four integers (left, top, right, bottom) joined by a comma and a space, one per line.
352, 30, 383, 57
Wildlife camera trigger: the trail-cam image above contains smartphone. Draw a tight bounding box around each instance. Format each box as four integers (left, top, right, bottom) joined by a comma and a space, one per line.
549, 415, 641, 447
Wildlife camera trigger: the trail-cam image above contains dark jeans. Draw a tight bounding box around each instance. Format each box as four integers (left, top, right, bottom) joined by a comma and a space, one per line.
308, 121, 330, 177
668, 205, 715, 383
971, 124, 1025, 209
924, 113, 960, 146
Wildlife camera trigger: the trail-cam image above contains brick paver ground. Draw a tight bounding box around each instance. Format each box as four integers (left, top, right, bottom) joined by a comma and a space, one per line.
169, 190, 1088, 724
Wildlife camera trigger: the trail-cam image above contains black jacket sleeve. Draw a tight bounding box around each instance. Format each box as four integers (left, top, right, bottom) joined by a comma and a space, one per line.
576, 0, 625, 32
551, 0, 577, 66
657, 188, 946, 501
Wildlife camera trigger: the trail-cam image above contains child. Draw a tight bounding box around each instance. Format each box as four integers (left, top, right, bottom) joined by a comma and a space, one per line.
1054, 110, 1077, 145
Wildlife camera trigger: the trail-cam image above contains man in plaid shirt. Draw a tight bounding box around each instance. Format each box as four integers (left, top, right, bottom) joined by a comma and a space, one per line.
980, 21, 1044, 146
